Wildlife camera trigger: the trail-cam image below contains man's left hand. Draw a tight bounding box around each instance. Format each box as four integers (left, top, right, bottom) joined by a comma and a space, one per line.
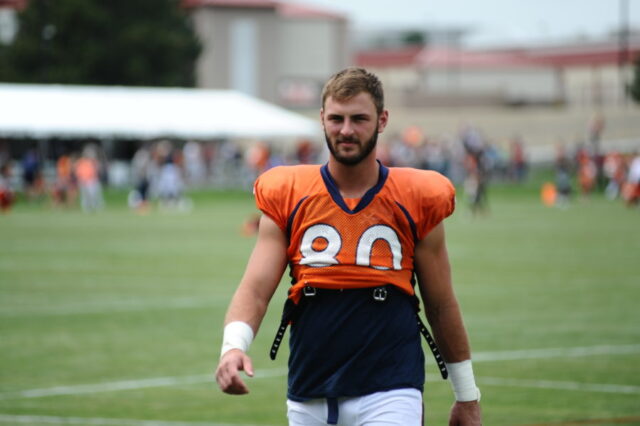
449, 400, 481, 426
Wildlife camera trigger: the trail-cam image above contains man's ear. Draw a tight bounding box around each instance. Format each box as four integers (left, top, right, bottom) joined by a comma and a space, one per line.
378, 109, 389, 133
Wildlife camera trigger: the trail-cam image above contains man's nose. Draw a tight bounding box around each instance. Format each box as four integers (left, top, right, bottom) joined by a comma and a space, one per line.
340, 119, 355, 137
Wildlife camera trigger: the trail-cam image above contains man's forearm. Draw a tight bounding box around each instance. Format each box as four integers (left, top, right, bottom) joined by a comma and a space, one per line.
426, 299, 471, 363
426, 301, 480, 402
224, 282, 271, 333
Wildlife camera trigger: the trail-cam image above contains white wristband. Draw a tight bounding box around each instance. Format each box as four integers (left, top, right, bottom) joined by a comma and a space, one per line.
445, 360, 481, 402
220, 321, 254, 358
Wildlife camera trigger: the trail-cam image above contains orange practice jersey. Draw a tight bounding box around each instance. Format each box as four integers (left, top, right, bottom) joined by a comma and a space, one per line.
254, 163, 455, 303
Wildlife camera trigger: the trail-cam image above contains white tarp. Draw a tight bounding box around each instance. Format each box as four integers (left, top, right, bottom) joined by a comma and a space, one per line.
0, 83, 321, 140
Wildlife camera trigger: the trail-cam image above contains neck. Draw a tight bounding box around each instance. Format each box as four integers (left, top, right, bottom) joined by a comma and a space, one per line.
327, 154, 379, 199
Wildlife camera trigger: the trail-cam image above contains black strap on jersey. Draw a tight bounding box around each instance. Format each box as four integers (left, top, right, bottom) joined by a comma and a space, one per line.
415, 306, 448, 379
269, 286, 449, 380
270, 297, 303, 360
410, 292, 448, 379
270, 263, 301, 361
269, 315, 288, 360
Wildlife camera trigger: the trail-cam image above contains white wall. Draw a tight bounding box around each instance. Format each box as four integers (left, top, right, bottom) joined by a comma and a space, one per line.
423, 67, 560, 103
276, 18, 349, 107
563, 64, 632, 107
0, 8, 18, 45
191, 7, 348, 107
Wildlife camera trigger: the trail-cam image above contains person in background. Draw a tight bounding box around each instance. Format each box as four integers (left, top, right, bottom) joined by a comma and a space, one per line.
509, 136, 527, 183
129, 144, 153, 213
554, 143, 573, 207
603, 151, 627, 200
576, 146, 596, 197
21, 147, 43, 202
52, 151, 77, 207
0, 162, 14, 213
622, 152, 640, 207
156, 151, 184, 210
75, 145, 104, 213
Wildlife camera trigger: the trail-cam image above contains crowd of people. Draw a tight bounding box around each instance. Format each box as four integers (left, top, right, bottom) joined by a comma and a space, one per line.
1, 144, 106, 214
0, 137, 320, 214
552, 142, 640, 208
1, 125, 639, 215
377, 127, 531, 215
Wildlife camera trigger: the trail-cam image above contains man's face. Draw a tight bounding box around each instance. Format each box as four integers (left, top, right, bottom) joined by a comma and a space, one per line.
321, 92, 388, 166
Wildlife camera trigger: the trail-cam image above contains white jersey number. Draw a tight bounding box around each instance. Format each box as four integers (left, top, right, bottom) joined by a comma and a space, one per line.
299, 224, 402, 270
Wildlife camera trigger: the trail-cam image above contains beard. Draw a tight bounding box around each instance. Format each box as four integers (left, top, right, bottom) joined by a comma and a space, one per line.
325, 126, 379, 166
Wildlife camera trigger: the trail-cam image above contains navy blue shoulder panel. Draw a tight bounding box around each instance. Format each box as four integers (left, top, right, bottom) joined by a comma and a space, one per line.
286, 196, 309, 239
320, 161, 389, 214
395, 201, 418, 242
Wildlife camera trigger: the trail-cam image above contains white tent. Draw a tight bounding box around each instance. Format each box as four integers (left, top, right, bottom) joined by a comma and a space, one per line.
0, 83, 321, 141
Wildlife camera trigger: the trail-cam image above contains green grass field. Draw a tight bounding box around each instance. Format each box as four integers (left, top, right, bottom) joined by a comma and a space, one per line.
1, 180, 639, 426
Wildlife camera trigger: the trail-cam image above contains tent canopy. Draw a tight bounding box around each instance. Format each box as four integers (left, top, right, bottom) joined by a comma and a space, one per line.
0, 83, 321, 141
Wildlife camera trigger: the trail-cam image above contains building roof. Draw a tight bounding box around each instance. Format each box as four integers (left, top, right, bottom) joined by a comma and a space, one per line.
416, 48, 538, 68
2, 0, 345, 19
355, 46, 424, 68
0, 0, 26, 9
357, 46, 539, 69
182, 0, 345, 20
277, 2, 345, 20
523, 40, 640, 67
357, 37, 640, 70
181, 0, 279, 9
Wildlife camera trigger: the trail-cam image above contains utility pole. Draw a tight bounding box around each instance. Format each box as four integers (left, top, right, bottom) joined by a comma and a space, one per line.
619, 0, 630, 103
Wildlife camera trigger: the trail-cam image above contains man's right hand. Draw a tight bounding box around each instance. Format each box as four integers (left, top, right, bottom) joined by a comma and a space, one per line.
215, 349, 254, 395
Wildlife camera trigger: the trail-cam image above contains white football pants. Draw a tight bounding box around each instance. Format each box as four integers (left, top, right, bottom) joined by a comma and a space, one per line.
287, 388, 423, 426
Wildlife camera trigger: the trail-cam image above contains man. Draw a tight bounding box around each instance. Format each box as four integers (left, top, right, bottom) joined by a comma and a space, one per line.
623, 152, 640, 206
216, 67, 481, 425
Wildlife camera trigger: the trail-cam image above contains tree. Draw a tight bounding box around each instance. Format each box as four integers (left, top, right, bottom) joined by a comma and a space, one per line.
0, 0, 201, 87
630, 55, 640, 104
401, 31, 427, 47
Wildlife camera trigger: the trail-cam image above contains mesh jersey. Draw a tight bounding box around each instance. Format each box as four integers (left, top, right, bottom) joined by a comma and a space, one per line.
254, 162, 455, 303
253, 162, 456, 400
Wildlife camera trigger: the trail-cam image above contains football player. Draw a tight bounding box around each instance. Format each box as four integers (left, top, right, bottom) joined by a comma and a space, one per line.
216, 67, 481, 426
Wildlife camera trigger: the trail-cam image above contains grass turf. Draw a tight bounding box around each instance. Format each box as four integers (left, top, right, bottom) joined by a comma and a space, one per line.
0, 180, 639, 425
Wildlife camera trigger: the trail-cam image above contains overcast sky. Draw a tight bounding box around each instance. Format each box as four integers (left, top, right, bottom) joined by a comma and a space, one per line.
293, 0, 640, 46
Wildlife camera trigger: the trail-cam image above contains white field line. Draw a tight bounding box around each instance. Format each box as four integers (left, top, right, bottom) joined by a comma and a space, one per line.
0, 368, 288, 400
0, 414, 270, 426
0, 375, 212, 400
477, 376, 640, 394
0, 297, 229, 317
1, 344, 638, 401
472, 344, 640, 362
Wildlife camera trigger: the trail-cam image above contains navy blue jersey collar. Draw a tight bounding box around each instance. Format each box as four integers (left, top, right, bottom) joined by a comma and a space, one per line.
320, 161, 389, 214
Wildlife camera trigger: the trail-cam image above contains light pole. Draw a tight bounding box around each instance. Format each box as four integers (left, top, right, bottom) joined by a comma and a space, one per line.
619, 0, 630, 103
